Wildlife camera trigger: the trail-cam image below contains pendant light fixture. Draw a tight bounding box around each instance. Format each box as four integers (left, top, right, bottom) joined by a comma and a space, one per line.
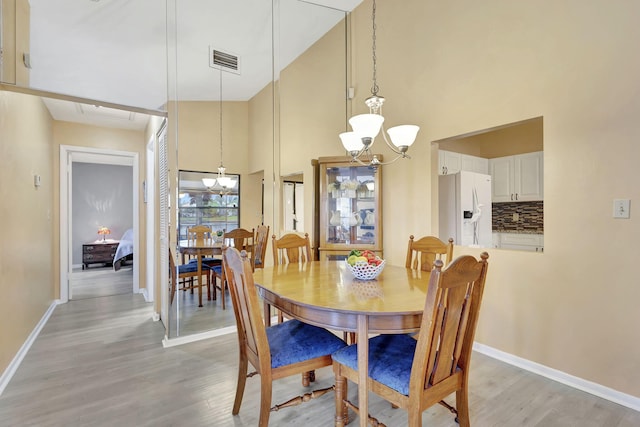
203, 70, 236, 194
339, 0, 419, 170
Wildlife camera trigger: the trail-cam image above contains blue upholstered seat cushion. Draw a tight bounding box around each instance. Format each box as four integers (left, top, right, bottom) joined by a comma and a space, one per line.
212, 265, 223, 275
177, 263, 211, 274
332, 334, 417, 396
266, 319, 347, 369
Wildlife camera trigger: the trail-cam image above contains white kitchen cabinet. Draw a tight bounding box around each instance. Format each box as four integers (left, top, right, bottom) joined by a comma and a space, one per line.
438, 150, 461, 175
489, 151, 543, 202
460, 154, 489, 174
439, 151, 489, 175
498, 233, 544, 252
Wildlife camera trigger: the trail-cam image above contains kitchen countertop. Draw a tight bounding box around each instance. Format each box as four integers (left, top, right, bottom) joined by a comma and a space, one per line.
493, 229, 543, 234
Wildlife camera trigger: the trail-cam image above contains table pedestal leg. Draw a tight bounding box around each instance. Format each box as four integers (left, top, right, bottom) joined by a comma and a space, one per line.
357, 315, 368, 427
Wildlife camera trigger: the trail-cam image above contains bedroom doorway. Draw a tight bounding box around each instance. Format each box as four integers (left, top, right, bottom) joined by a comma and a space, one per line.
59, 145, 140, 303
69, 162, 133, 300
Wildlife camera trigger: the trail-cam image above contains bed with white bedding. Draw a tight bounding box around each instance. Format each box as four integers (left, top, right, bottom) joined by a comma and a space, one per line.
113, 228, 134, 271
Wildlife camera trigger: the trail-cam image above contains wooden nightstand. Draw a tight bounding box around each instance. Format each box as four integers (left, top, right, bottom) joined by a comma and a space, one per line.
82, 242, 119, 269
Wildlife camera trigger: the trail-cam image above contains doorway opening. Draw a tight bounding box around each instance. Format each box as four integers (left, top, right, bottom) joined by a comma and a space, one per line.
59, 145, 140, 303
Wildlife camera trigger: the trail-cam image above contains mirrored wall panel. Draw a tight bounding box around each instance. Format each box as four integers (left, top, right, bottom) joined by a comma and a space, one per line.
169, 170, 240, 338
166, 0, 349, 339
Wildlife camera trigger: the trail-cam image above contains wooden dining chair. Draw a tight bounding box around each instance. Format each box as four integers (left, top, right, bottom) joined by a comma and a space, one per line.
222, 247, 347, 427
332, 252, 490, 427
187, 225, 222, 270
271, 232, 312, 324
272, 232, 312, 265
187, 224, 212, 245
405, 235, 454, 271
212, 227, 255, 309
169, 248, 213, 307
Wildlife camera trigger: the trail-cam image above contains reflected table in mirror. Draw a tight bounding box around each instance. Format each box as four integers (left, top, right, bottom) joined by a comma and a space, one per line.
178, 240, 223, 307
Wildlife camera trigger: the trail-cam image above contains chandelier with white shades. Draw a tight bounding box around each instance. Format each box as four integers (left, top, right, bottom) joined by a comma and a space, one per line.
339, 0, 420, 170
202, 70, 236, 194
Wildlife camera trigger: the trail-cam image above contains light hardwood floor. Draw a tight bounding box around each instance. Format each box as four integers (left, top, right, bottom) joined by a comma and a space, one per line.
170, 280, 237, 336
1, 293, 639, 426
70, 265, 133, 300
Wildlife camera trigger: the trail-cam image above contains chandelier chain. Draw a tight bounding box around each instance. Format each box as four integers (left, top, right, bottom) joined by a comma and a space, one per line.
370, 0, 379, 96
219, 70, 224, 168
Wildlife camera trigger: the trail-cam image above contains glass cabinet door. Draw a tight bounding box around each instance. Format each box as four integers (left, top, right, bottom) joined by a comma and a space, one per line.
318, 158, 382, 256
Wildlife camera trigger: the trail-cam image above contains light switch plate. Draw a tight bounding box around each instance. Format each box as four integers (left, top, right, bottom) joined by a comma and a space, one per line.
613, 199, 630, 219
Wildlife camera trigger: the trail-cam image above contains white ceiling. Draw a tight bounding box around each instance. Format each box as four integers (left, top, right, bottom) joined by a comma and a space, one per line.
28, 0, 363, 129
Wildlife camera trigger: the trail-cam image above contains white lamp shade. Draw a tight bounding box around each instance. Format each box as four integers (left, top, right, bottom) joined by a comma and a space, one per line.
387, 125, 420, 148
217, 176, 236, 188
348, 114, 384, 139
339, 132, 364, 152
202, 178, 216, 188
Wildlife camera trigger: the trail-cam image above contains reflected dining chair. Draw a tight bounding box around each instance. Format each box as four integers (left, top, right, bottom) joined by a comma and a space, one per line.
212, 228, 255, 309
332, 253, 490, 427
405, 235, 454, 271
169, 248, 212, 307
187, 225, 222, 266
222, 247, 347, 427
271, 232, 312, 265
253, 224, 270, 269
271, 232, 312, 323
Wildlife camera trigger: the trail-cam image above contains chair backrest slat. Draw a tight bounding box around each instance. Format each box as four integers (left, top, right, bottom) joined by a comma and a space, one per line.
254, 225, 270, 268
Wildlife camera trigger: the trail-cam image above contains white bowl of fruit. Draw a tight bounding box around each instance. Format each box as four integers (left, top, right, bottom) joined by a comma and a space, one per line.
345, 250, 385, 280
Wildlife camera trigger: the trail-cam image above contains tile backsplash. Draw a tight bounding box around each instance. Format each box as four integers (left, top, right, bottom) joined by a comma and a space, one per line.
492, 201, 543, 233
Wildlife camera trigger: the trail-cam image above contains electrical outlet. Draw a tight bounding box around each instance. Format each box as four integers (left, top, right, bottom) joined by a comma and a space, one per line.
613, 199, 630, 219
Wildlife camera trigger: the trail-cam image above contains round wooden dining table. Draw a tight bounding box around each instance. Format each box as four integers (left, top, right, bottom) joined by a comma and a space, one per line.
253, 261, 430, 427
178, 239, 223, 307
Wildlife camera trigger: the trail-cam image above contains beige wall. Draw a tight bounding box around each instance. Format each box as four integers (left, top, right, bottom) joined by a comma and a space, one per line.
250, 0, 640, 399
0, 90, 53, 375
173, 100, 264, 229
280, 19, 347, 241
52, 121, 148, 300
357, 0, 639, 397
247, 83, 275, 238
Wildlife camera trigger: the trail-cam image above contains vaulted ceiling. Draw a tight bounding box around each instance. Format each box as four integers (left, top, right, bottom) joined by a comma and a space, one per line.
28, 0, 362, 128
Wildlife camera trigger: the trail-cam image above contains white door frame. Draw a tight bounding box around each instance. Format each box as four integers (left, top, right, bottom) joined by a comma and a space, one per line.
59, 145, 140, 303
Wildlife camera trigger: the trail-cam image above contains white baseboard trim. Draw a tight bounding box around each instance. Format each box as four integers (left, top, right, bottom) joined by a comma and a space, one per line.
473, 342, 640, 412
0, 300, 59, 396
162, 324, 237, 348
140, 287, 150, 302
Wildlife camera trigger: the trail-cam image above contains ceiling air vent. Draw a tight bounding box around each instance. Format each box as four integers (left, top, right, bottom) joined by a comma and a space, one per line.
209, 47, 241, 75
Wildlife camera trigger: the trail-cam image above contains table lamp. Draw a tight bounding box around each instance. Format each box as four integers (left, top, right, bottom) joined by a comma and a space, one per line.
98, 227, 111, 242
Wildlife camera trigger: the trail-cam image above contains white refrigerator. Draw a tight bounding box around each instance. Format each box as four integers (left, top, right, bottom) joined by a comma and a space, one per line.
439, 171, 492, 248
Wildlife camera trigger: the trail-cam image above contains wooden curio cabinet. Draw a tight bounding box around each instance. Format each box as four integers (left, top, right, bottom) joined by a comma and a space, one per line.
315, 156, 382, 261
